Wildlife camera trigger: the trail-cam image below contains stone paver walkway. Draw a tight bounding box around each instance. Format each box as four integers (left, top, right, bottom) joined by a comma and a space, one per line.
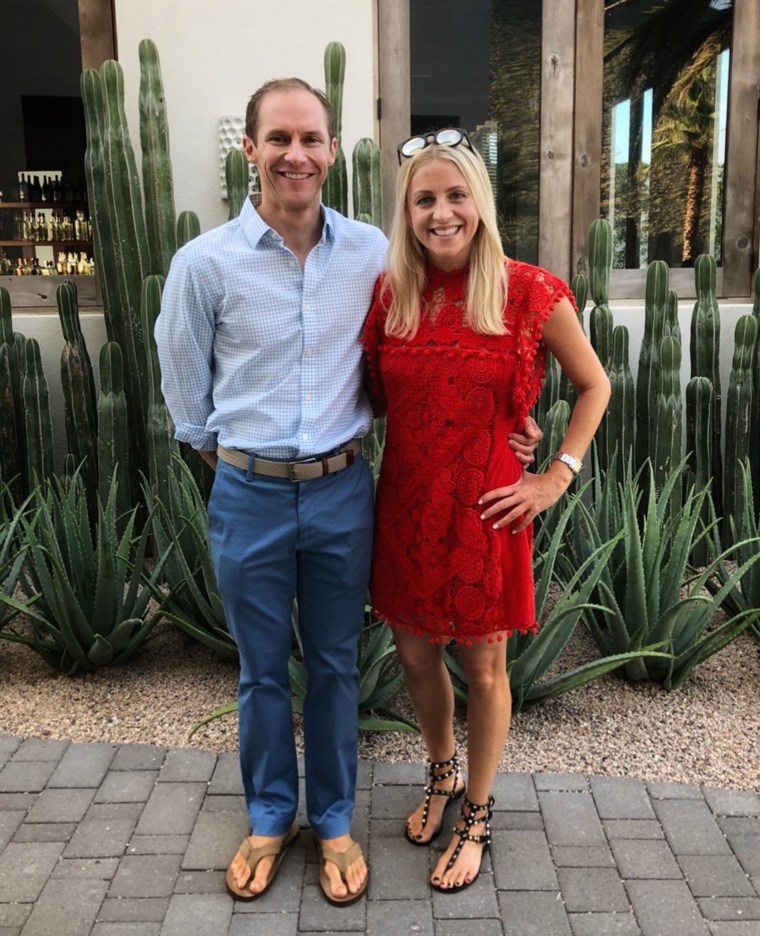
0, 735, 759, 935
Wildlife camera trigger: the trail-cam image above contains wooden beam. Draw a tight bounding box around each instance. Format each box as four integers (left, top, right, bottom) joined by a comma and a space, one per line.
539, 0, 576, 280
77, 0, 116, 70
572, 0, 603, 279
377, 0, 410, 233
722, 0, 760, 296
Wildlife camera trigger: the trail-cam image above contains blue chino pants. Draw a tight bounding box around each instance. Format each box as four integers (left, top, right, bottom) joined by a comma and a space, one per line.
207, 454, 374, 839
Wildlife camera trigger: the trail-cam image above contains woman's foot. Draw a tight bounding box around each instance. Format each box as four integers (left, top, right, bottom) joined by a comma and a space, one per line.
431, 795, 493, 892
405, 752, 466, 845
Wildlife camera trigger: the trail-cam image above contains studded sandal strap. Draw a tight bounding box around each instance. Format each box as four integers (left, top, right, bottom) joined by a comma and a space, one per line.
442, 794, 494, 874
419, 752, 461, 832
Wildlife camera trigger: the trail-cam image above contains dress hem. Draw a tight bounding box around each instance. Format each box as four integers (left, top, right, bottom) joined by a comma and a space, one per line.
372, 608, 539, 646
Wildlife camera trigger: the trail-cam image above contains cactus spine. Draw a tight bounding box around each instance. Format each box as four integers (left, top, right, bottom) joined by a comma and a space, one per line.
23, 338, 55, 486
323, 41, 348, 215
724, 314, 757, 533
225, 148, 250, 221
138, 38, 177, 276
690, 254, 722, 514
352, 138, 382, 227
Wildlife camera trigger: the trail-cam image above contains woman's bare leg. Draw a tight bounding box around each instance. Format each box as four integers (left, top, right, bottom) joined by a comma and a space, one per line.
431, 636, 510, 889
393, 629, 464, 842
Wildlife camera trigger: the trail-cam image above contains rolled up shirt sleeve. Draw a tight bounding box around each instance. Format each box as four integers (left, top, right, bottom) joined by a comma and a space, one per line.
154, 249, 218, 451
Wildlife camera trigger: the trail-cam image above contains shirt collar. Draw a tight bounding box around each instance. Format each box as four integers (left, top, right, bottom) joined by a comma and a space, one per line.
241, 193, 335, 248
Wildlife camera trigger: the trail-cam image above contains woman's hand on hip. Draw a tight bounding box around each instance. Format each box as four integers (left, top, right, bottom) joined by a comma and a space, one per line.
478, 470, 569, 533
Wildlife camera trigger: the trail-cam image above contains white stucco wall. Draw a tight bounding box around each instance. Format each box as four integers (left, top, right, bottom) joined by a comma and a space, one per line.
112, 0, 378, 233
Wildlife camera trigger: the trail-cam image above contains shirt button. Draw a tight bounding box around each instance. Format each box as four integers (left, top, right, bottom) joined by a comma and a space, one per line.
305, 393, 312, 401
304, 350, 313, 357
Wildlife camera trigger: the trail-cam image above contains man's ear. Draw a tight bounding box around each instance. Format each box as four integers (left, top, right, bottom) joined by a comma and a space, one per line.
327, 136, 338, 167
242, 135, 257, 166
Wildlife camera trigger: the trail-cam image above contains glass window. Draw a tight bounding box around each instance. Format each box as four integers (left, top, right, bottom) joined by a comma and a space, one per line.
409, 0, 542, 263
602, 0, 732, 271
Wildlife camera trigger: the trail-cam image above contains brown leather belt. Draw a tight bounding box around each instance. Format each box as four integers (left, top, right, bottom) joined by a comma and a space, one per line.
217, 440, 360, 482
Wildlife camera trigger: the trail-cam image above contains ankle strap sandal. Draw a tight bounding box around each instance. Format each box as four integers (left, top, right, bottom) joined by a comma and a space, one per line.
431, 794, 494, 893
405, 751, 465, 846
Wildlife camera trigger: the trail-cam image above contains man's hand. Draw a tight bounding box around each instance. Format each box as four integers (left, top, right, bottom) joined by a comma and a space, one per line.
508, 416, 543, 467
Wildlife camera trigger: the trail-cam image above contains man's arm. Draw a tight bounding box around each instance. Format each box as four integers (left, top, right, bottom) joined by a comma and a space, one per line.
154, 251, 218, 456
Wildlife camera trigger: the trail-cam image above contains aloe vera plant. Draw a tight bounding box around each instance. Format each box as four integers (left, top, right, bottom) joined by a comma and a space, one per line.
576, 460, 760, 689
704, 460, 760, 640
0, 470, 172, 673
143, 455, 234, 658
0, 483, 32, 630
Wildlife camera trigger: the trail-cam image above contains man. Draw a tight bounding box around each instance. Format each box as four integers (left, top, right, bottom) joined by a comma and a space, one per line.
156, 77, 539, 906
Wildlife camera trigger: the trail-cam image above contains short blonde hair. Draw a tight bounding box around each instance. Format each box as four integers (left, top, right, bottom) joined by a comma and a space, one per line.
383, 142, 508, 338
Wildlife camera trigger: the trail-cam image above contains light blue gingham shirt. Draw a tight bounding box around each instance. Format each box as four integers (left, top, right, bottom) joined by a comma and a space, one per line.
155, 196, 388, 459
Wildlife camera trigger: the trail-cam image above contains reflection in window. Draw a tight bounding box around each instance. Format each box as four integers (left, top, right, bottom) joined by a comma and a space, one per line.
409, 0, 541, 263
602, 0, 732, 270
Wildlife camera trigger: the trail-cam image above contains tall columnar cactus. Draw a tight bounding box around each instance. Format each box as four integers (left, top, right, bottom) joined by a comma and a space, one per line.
176, 210, 201, 249
57, 279, 99, 517
607, 325, 635, 479
101, 59, 151, 444
323, 41, 348, 216
56, 281, 97, 433
23, 339, 55, 486
750, 265, 760, 504
588, 219, 613, 474
141, 275, 179, 501
0, 343, 22, 500
225, 148, 250, 221
724, 315, 757, 534
535, 354, 560, 431
536, 399, 570, 471
690, 254, 722, 514
557, 273, 588, 408
97, 342, 131, 523
651, 335, 683, 516
635, 260, 669, 473
352, 138, 382, 227
138, 38, 177, 277
0, 288, 24, 500
686, 376, 714, 565
81, 68, 117, 344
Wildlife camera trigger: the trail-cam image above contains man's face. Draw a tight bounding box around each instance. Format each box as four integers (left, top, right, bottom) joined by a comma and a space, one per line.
243, 89, 337, 217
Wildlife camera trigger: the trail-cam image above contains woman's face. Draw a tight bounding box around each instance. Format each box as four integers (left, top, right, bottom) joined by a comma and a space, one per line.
405, 158, 480, 271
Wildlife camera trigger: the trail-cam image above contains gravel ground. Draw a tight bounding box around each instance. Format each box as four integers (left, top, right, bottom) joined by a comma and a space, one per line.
2, 619, 759, 793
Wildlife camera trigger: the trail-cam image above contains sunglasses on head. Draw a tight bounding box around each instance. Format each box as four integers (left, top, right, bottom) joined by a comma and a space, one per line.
396, 127, 474, 165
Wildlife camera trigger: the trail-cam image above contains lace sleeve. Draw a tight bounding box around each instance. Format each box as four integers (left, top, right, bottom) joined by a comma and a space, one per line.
512, 265, 578, 420
362, 275, 389, 405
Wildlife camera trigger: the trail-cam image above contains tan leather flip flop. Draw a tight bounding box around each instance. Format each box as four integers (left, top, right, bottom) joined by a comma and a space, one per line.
225, 823, 299, 901
314, 836, 369, 906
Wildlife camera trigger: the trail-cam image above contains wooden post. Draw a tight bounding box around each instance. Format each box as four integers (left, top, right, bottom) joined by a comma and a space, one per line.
77, 0, 116, 70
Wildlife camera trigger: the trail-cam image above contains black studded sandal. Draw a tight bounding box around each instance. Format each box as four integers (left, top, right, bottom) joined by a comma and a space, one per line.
404, 751, 465, 846
431, 794, 494, 893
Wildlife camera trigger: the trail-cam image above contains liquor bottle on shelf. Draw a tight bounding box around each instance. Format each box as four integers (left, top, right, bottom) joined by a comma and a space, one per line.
18, 174, 28, 201
30, 175, 42, 202
52, 177, 61, 202
42, 175, 53, 202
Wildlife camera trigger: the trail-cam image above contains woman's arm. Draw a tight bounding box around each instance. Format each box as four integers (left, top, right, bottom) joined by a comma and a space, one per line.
479, 295, 610, 532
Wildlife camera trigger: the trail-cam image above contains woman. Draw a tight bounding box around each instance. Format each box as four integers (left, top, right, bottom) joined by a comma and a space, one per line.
363, 129, 610, 893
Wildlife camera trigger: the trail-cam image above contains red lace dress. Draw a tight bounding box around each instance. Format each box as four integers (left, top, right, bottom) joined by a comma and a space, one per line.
363, 260, 575, 645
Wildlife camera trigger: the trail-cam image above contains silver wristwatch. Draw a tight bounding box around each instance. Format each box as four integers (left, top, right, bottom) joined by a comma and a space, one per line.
553, 451, 583, 477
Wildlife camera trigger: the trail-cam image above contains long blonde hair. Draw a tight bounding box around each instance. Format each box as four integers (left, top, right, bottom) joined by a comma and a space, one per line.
383, 143, 508, 338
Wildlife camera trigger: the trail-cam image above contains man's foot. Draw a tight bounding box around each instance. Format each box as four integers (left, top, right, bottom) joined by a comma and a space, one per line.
431, 795, 493, 892
315, 833, 368, 906
405, 752, 465, 845
225, 824, 299, 900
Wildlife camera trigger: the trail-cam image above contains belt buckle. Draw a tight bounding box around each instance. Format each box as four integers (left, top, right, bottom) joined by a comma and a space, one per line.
288, 457, 316, 482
